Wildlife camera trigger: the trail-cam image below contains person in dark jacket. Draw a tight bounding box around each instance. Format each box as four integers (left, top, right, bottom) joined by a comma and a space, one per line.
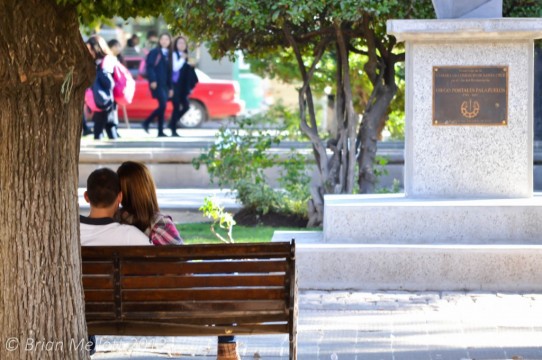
86, 35, 119, 140
168, 36, 199, 136
142, 33, 172, 137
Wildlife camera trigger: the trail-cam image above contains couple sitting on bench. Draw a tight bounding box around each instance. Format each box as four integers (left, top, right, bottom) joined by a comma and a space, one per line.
80, 163, 241, 359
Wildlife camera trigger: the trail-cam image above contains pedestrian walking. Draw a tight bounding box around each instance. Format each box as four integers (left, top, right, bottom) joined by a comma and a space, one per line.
168, 36, 198, 136
86, 35, 119, 140
141, 33, 172, 137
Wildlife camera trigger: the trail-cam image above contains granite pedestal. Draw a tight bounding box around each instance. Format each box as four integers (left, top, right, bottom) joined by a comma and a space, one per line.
285, 19, 542, 291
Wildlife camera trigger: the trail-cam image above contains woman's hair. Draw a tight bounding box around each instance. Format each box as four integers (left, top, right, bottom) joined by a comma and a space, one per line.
173, 36, 189, 56
117, 161, 160, 232
86, 35, 113, 59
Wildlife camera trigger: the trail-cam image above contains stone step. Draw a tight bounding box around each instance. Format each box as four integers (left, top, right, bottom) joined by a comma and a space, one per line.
324, 194, 542, 244
273, 231, 542, 292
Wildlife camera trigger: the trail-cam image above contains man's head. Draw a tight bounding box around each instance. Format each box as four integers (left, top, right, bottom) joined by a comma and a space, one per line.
84, 168, 122, 209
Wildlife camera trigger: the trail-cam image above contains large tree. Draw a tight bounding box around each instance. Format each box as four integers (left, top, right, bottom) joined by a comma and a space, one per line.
172, 0, 434, 225
0, 1, 170, 359
173, 0, 542, 226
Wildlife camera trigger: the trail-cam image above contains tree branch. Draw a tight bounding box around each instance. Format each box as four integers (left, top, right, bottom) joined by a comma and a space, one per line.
348, 45, 369, 56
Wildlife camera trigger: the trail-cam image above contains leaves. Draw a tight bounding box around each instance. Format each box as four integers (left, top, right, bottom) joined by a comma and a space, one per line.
200, 197, 236, 243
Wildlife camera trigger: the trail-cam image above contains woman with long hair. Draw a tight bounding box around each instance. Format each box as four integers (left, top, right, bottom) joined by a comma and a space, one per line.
86, 35, 119, 140
117, 161, 182, 245
141, 33, 172, 137
116, 161, 240, 359
168, 36, 198, 136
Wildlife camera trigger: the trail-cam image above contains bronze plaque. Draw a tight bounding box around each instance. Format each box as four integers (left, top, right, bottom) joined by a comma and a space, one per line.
433, 66, 508, 126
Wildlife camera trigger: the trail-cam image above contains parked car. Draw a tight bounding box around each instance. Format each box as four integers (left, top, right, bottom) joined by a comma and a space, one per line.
122, 57, 244, 128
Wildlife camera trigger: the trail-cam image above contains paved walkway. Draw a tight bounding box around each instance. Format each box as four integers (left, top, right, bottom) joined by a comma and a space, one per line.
91, 291, 542, 360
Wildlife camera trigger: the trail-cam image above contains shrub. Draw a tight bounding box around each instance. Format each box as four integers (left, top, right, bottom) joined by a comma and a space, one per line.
193, 112, 311, 220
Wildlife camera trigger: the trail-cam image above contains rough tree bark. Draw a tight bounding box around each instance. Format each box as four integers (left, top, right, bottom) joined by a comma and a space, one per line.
0, 1, 93, 359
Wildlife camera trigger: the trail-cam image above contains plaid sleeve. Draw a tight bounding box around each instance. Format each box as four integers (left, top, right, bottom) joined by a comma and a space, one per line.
150, 213, 184, 246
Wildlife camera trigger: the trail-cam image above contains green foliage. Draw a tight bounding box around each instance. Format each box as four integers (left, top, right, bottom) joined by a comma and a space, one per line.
193, 115, 311, 217
248, 101, 307, 141
373, 155, 389, 180
376, 178, 402, 194
373, 156, 402, 193
199, 197, 236, 243
385, 110, 405, 141
503, 0, 542, 17
193, 117, 281, 190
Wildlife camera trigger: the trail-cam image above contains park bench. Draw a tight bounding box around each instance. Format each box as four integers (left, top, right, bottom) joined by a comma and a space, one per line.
81, 241, 297, 359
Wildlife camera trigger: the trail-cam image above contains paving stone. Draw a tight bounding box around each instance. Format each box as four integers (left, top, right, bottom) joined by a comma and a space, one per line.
91, 290, 542, 360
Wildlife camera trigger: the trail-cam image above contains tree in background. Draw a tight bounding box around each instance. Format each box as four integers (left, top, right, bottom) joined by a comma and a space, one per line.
173, 0, 542, 226
172, 0, 434, 225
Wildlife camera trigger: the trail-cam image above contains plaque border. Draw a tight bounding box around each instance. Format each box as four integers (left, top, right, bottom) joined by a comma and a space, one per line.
432, 65, 509, 126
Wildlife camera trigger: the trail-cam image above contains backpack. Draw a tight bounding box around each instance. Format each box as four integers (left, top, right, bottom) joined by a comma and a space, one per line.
112, 61, 135, 105
84, 57, 135, 111
139, 51, 162, 79
84, 87, 101, 112
85, 67, 114, 112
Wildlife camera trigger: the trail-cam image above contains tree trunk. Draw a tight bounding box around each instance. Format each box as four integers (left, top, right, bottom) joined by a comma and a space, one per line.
283, 27, 330, 227
0, 1, 94, 359
358, 85, 397, 193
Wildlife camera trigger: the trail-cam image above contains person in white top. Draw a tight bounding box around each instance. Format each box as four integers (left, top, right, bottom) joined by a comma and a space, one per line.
80, 168, 150, 246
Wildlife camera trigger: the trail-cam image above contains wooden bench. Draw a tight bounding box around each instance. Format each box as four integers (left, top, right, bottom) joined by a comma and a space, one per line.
81, 241, 297, 359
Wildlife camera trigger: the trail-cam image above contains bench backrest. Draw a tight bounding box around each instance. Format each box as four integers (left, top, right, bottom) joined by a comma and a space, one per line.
82, 241, 297, 338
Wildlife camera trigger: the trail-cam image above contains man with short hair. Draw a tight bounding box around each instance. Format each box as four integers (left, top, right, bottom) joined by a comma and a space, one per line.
80, 168, 149, 357
80, 167, 149, 246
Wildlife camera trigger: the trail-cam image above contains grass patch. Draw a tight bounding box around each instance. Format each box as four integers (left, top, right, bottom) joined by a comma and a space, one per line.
177, 222, 315, 244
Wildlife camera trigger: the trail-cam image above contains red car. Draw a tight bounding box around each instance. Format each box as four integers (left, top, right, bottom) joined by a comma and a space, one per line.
122, 57, 244, 128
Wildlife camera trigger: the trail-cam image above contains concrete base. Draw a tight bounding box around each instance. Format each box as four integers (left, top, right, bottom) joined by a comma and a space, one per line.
272, 232, 542, 291
324, 194, 542, 244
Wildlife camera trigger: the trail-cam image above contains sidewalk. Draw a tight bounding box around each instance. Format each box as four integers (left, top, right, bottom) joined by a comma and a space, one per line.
91, 290, 542, 360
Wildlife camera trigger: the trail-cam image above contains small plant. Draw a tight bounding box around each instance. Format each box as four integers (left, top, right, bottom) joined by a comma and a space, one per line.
373, 156, 402, 194
376, 178, 402, 194
199, 197, 236, 243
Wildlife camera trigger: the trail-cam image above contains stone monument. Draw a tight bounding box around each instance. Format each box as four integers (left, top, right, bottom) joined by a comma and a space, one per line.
324, 9, 542, 244
287, 5, 542, 291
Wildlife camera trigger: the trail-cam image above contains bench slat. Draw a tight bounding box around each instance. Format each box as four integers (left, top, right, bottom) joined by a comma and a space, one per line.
85, 303, 116, 313
82, 276, 114, 289
84, 290, 115, 302
122, 288, 285, 302
121, 274, 286, 289
82, 262, 114, 274
122, 300, 286, 313
121, 260, 288, 276
120, 312, 288, 324
85, 313, 116, 320
82, 243, 292, 260
87, 322, 289, 337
